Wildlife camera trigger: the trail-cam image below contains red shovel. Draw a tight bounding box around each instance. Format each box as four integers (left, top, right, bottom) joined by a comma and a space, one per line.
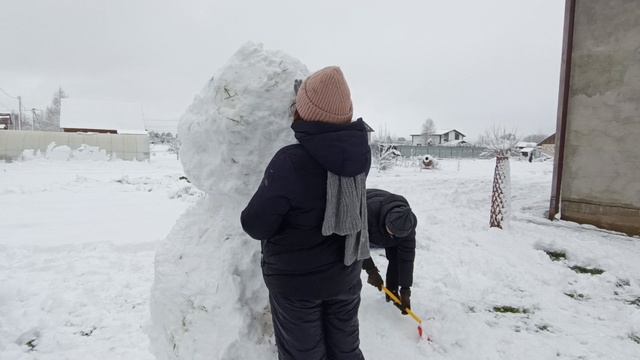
381, 286, 429, 341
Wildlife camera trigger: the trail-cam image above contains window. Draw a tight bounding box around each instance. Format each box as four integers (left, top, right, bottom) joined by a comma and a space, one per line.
455, 133, 460, 140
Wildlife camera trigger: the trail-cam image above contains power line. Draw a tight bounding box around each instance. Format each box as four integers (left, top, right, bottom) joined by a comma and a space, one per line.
0, 88, 18, 99
0, 99, 13, 111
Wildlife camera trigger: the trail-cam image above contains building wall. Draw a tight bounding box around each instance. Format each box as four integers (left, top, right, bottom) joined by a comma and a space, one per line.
411, 135, 426, 146
540, 144, 555, 157
560, 0, 640, 235
0, 130, 150, 161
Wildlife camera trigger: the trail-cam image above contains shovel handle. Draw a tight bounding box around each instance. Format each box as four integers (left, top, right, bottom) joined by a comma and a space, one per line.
381, 287, 423, 325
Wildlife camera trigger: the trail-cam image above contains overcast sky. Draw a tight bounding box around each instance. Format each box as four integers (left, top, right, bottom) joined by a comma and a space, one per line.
0, 0, 565, 139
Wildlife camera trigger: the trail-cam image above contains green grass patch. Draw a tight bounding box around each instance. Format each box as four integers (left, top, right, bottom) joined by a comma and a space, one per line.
536, 324, 551, 332
564, 292, 588, 301
25, 339, 37, 352
616, 279, 631, 288
569, 265, 604, 275
492, 306, 531, 314
79, 326, 96, 337
543, 250, 567, 262
625, 297, 640, 308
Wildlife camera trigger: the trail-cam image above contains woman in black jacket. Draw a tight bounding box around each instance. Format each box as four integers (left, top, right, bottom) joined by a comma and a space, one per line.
241, 66, 370, 360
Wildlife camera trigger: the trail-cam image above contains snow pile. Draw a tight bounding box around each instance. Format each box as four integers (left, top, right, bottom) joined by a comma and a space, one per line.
21, 143, 110, 161
148, 43, 308, 360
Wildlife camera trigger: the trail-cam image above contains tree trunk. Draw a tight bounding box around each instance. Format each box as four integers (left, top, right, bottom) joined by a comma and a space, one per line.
490, 155, 511, 229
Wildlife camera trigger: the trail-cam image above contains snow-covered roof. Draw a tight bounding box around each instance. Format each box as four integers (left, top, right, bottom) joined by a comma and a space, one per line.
60, 98, 146, 134
538, 133, 555, 145
433, 129, 466, 137
516, 141, 538, 148
361, 120, 375, 132
411, 129, 466, 137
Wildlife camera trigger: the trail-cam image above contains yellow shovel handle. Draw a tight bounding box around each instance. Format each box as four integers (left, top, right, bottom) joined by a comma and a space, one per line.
382, 286, 423, 325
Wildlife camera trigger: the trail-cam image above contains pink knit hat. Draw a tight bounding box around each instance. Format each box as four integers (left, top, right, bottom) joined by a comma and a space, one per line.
296, 66, 353, 124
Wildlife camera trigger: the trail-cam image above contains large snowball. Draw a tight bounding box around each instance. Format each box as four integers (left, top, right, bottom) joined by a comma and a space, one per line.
149, 43, 308, 360
178, 42, 308, 196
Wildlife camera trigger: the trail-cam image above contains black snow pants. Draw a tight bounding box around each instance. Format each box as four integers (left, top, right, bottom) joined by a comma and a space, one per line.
269, 293, 364, 360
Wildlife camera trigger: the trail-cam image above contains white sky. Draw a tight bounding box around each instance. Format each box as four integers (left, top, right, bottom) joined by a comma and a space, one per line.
0, 0, 565, 139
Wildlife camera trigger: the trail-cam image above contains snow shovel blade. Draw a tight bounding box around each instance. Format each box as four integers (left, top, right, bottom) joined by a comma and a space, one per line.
381, 287, 427, 340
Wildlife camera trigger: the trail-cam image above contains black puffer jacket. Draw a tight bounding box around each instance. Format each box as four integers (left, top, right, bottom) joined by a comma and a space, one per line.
241, 119, 371, 299
366, 188, 416, 288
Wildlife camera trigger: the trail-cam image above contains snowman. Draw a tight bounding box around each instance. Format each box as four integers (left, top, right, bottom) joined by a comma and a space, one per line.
149, 43, 308, 360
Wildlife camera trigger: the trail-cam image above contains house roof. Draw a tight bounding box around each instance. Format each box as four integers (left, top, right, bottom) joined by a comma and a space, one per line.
538, 133, 555, 145
412, 129, 466, 137
60, 98, 146, 134
516, 141, 538, 148
435, 129, 466, 137
361, 120, 375, 132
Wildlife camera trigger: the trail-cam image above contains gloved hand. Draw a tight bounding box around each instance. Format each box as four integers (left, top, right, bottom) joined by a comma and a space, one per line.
366, 269, 384, 290
385, 287, 398, 303
399, 287, 411, 315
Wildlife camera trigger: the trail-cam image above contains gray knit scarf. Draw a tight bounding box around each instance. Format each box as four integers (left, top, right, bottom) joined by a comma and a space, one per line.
322, 172, 370, 266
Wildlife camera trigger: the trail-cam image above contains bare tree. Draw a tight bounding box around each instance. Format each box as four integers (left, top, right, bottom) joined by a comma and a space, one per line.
373, 123, 395, 144
168, 135, 181, 160
479, 126, 519, 157
421, 118, 435, 135
372, 123, 400, 171
39, 87, 67, 131
421, 118, 436, 144
377, 144, 401, 171
482, 126, 519, 229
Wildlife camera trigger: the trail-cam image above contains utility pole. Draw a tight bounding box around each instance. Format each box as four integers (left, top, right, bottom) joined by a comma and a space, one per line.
17, 96, 22, 131
32, 108, 38, 130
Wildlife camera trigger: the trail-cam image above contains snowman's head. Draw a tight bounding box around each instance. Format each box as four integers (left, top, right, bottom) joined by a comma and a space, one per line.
178, 43, 309, 197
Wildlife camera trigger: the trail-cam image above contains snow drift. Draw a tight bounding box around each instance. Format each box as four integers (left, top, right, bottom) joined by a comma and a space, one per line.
148, 43, 308, 360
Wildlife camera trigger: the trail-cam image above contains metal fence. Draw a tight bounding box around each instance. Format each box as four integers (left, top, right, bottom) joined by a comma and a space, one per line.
0, 130, 150, 161
373, 144, 487, 159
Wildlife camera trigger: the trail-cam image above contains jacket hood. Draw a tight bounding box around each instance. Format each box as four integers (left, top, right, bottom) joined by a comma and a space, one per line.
378, 193, 412, 234
292, 118, 371, 177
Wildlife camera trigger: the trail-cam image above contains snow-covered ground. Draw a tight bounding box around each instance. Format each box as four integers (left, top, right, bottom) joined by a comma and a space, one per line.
0, 147, 200, 360
1, 154, 639, 359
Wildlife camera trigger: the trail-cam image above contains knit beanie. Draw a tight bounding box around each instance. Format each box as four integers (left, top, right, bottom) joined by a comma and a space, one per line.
385, 206, 417, 238
296, 66, 353, 124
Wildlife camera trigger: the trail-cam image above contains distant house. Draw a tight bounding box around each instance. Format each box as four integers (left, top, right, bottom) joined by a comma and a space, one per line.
515, 141, 539, 159
411, 129, 466, 146
362, 120, 375, 143
538, 133, 555, 157
60, 98, 146, 134
0, 113, 12, 130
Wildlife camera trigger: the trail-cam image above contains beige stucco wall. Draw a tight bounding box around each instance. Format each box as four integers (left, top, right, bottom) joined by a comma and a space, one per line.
0, 130, 150, 161
561, 0, 640, 235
